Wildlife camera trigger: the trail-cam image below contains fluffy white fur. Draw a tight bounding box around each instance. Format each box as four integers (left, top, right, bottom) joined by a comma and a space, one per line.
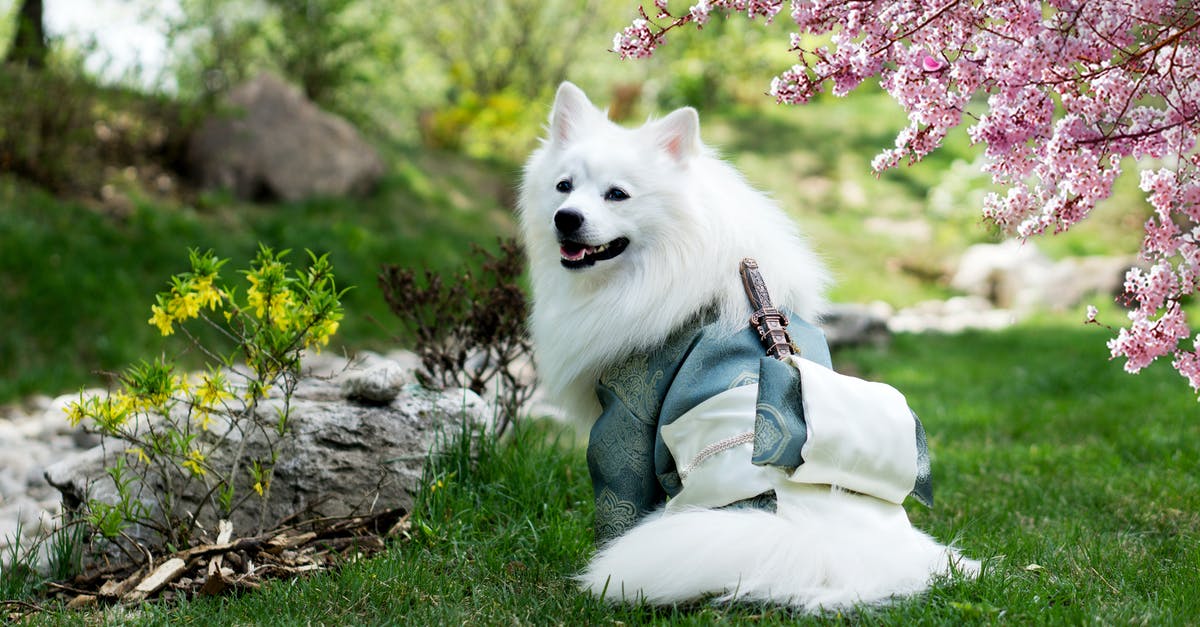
580, 494, 976, 610
518, 83, 975, 611
519, 83, 828, 424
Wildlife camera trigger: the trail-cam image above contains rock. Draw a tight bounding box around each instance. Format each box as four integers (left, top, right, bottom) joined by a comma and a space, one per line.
889, 296, 1017, 334
44, 366, 489, 556
864, 217, 933, 243
950, 240, 1054, 310
1038, 255, 1134, 312
821, 302, 894, 349
382, 350, 422, 373
950, 240, 1135, 312
341, 359, 409, 404
0, 495, 59, 558
187, 72, 385, 202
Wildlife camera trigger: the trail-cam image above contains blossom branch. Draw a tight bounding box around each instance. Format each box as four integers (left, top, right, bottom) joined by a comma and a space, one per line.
617, 0, 1200, 394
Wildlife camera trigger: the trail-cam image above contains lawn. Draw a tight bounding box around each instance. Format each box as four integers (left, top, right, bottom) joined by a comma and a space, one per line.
21, 321, 1196, 625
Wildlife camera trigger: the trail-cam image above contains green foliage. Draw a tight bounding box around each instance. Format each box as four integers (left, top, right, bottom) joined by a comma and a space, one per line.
398, 0, 630, 160
647, 9, 799, 111
262, 0, 382, 106
418, 88, 547, 161
84, 455, 146, 539
167, 0, 268, 101
45, 523, 85, 583
0, 63, 191, 196
0, 66, 100, 193
168, 0, 400, 127
400, 0, 605, 102
1, 520, 86, 601
1, 521, 37, 600
0, 2, 14, 53
65, 246, 346, 549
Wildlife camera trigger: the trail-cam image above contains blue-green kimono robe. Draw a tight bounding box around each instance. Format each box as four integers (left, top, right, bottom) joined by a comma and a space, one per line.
587, 312, 932, 544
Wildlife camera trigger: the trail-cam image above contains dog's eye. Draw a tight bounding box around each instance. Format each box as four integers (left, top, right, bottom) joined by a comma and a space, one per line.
604, 187, 630, 202
556, 179, 573, 193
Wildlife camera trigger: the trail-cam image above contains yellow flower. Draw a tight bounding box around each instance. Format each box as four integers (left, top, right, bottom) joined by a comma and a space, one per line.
112, 391, 137, 415
319, 319, 339, 343
247, 272, 295, 328
247, 276, 267, 318
244, 383, 271, 401
182, 449, 207, 477
191, 371, 231, 430
270, 290, 294, 330
149, 304, 174, 336
253, 481, 265, 496
194, 407, 213, 431
175, 375, 191, 397
304, 318, 340, 351
168, 291, 202, 320
89, 392, 135, 433
65, 397, 88, 427
247, 287, 264, 318
197, 372, 233, 407
194, 275, 224, 310
125, 447, 150, 464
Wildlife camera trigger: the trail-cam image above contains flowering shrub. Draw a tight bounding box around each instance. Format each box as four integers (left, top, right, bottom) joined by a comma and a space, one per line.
66, 246, 345, 549
617, 1, 1200, 391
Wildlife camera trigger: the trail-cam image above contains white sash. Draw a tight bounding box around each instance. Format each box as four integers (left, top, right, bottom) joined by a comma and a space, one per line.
661, 357, 919, 510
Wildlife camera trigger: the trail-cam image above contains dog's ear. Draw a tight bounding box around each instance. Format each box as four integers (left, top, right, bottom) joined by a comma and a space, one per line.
549, 82, 601, 145
649, 107, 701, 161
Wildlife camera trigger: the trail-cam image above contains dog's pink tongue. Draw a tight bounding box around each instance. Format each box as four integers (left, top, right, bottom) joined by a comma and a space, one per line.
560, 244, 593, 261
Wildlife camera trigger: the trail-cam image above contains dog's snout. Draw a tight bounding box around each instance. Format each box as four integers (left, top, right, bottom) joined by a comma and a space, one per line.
554, 209, 585, 234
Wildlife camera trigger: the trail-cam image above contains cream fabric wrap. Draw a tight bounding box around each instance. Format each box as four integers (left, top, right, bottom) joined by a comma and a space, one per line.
661, 356, 919, 511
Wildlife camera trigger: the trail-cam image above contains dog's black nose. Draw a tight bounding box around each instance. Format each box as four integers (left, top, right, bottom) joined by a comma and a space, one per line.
554, 209, 585, 234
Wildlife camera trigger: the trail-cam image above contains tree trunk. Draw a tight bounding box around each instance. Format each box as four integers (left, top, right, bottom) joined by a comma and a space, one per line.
5, 0, 48, 69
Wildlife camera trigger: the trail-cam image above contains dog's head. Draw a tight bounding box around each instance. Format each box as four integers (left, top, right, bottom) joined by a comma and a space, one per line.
517, 83, 828, 423
519, 82, 705, 280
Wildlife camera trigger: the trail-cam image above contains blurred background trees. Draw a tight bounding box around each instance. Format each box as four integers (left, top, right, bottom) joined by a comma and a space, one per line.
4, 0, 46, 68
0, 0, 810, 181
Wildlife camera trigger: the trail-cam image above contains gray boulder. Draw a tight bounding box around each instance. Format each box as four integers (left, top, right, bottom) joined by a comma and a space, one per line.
188, 72, 385, 202
951, 240, 1134, 312
44, 357, 489, 552
1039, 255, 1135, 312
889, 296, 1017, 334
950, 240, 1054, 310
821, 302, 894, 349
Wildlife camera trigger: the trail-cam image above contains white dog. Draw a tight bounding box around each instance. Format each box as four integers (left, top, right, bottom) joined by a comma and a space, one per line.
518, 82, 977, 610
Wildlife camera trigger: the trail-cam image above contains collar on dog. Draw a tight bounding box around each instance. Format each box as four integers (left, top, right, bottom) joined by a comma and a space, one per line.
739, 258, 798, 360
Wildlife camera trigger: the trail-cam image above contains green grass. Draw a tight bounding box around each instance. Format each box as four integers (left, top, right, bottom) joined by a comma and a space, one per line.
0, 148, 518, 404
19, 321, 1196, 625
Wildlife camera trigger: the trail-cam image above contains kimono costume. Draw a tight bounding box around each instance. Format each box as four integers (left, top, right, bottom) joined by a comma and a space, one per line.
587, 311, 933, 545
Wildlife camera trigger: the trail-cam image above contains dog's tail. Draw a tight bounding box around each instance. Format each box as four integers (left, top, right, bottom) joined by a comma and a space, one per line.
578, 489, 978, 610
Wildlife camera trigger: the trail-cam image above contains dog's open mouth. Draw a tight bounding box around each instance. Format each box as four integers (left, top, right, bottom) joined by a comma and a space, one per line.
559, 237, 629, 269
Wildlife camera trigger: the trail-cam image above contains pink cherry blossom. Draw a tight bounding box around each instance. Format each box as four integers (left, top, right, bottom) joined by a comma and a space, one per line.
618, 0, 1200, 394
920, 52, 945, 73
